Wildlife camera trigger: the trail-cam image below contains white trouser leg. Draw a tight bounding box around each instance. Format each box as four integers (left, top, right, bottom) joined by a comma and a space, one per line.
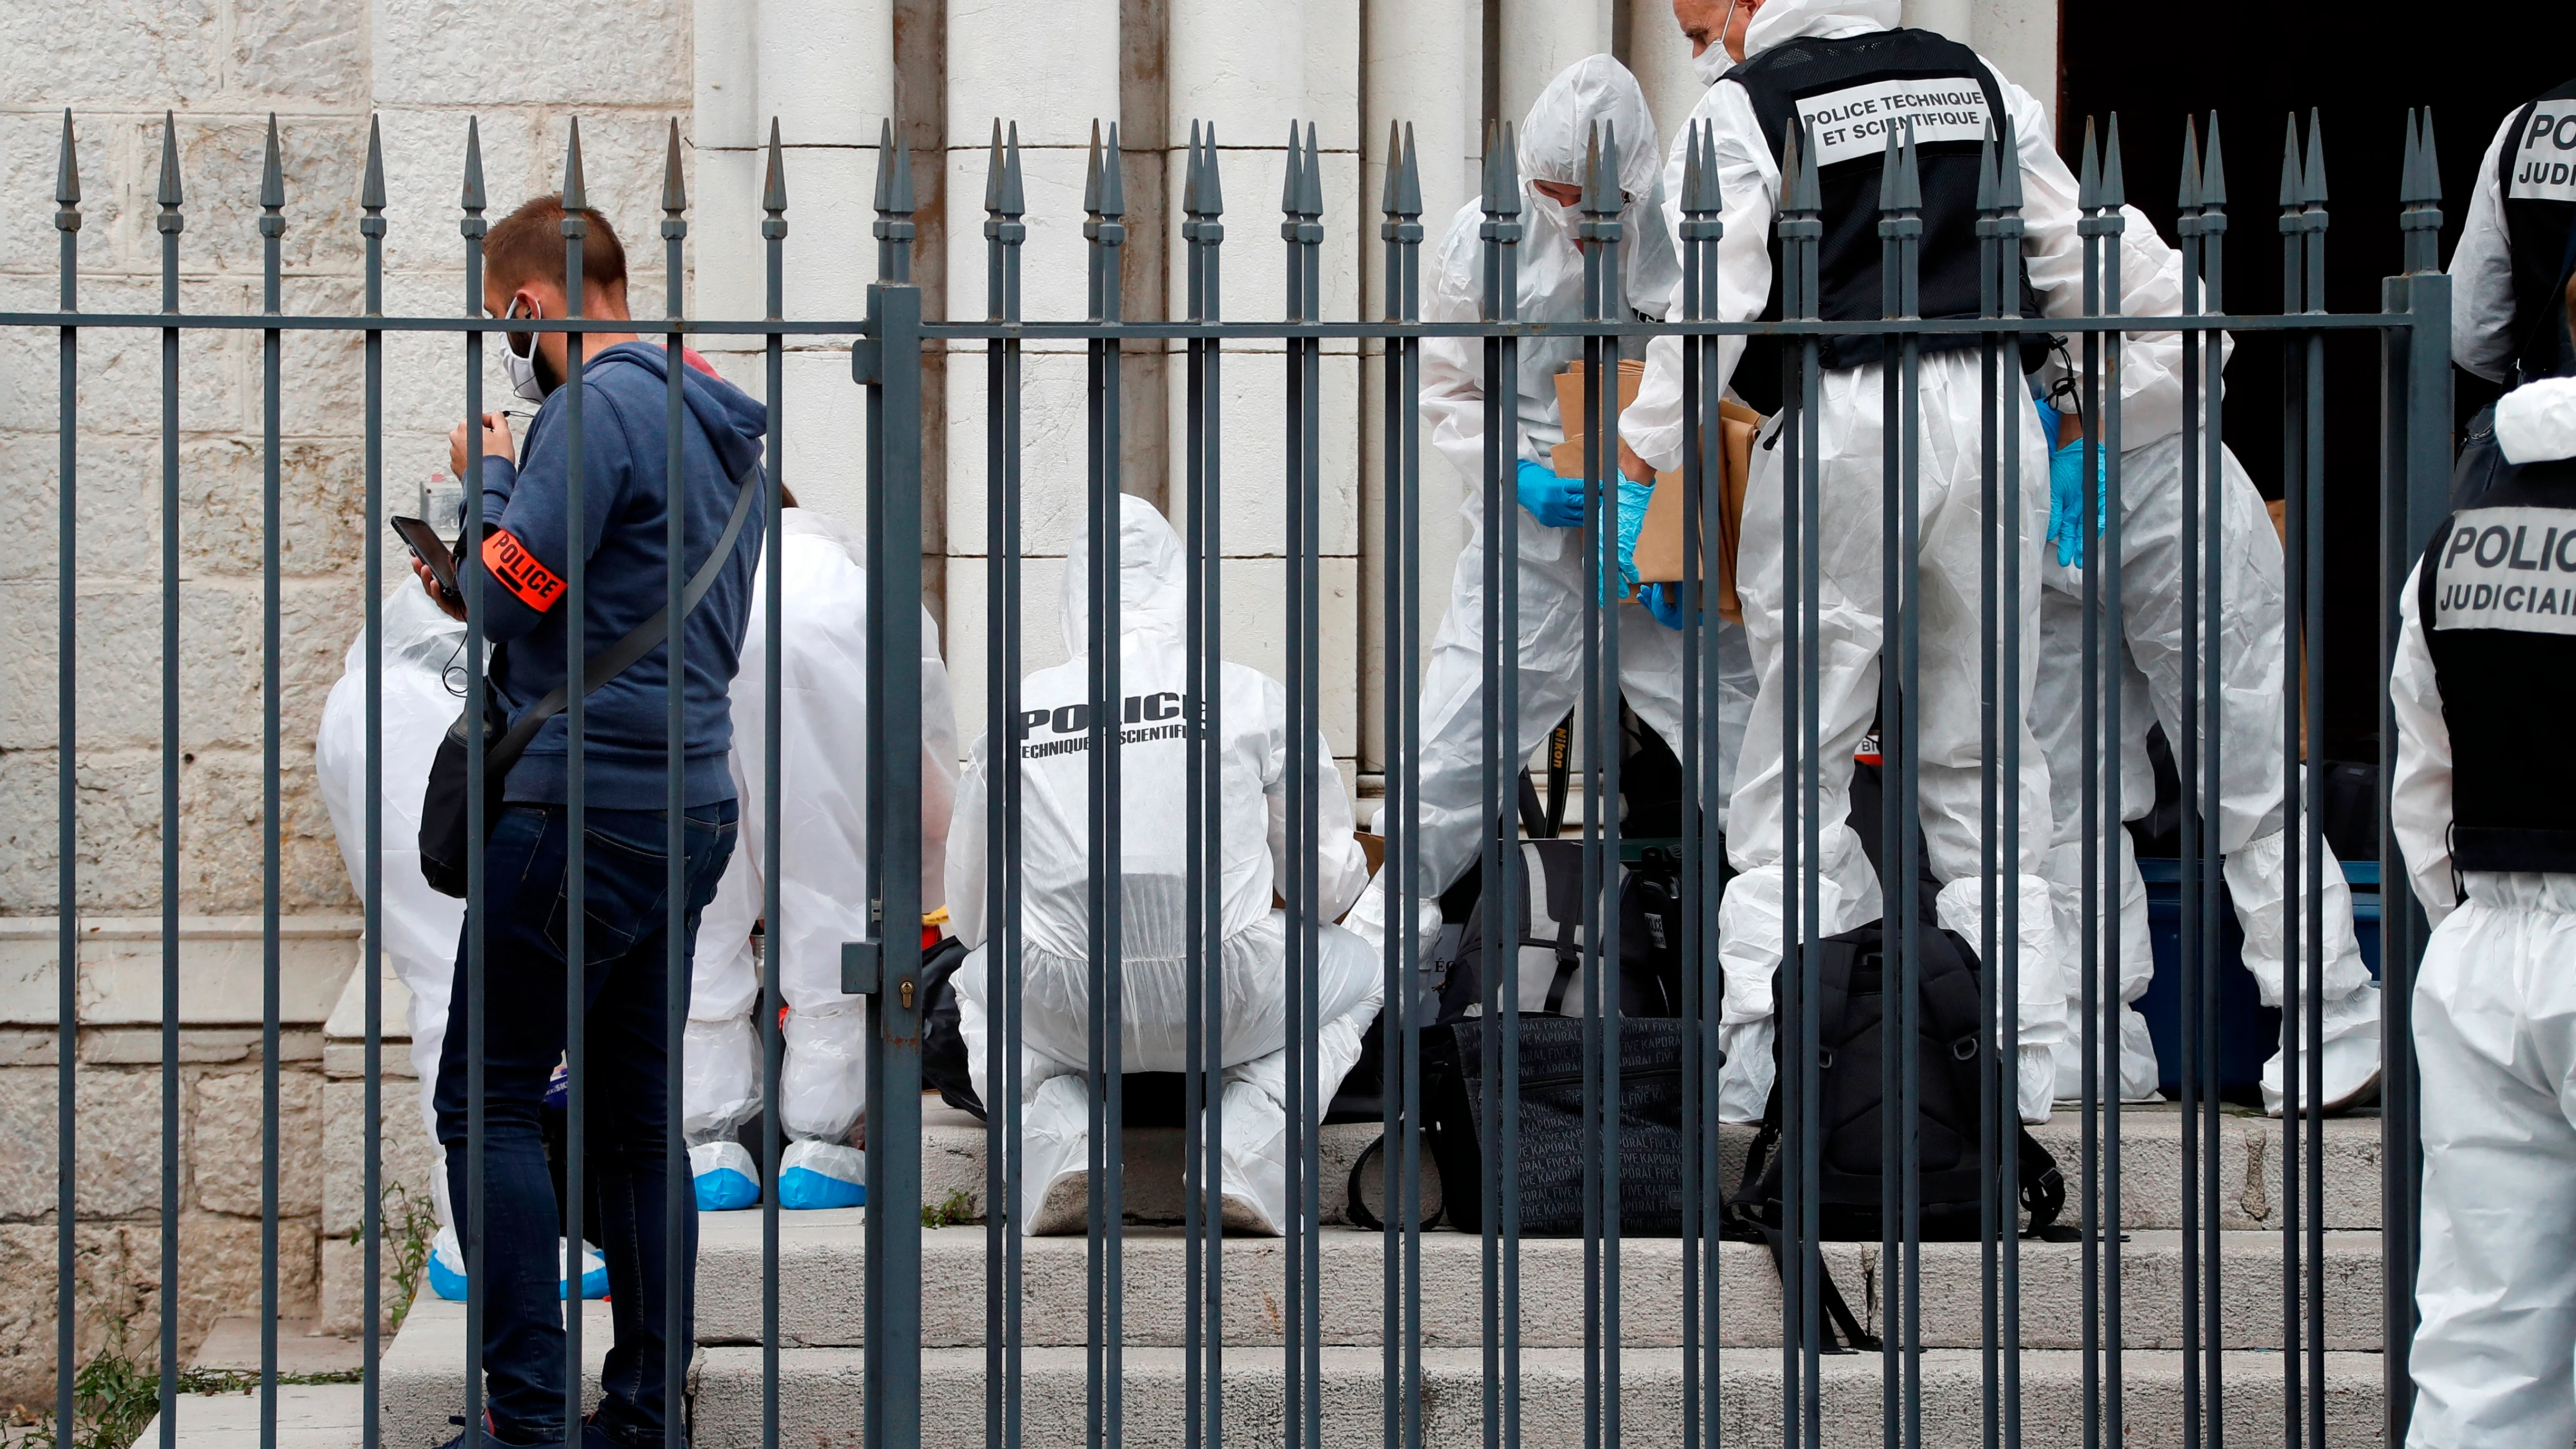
1724, 358, 2065, 1123
2407, 875, 2576, 1448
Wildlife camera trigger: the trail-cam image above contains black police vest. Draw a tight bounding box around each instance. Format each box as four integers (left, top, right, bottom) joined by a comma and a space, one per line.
2418, 451, 2576, 872
1727, 27, 2041, 414
2497, 78, 2576, 385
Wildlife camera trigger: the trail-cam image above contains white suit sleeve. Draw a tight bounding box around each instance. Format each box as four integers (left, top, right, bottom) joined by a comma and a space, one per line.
944, 735, 991, 949
1257, 675, 1370, 924
2451, 111, 2522, 385
918, 607, 961, 915
2389, 563, 2456, 924
1420, 204, 1528, 482
1997, 66, 2089, 327
1623, 82, 1780, 473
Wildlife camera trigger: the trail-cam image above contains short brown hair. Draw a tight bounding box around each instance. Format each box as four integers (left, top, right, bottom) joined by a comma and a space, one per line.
485, 194, 626, 298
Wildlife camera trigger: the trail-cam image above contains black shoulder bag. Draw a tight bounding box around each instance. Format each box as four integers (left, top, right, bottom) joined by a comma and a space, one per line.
418, 460, 760, 898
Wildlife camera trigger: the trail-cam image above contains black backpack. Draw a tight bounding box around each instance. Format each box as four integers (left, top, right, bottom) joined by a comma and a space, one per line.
1726, 917, 2065, 1243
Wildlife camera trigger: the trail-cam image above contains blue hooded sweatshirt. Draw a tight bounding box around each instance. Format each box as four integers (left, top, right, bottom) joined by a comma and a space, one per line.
474, 341, 768, 810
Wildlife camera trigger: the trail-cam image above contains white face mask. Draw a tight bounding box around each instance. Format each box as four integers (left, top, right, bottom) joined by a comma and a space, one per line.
1691, 0, 1739, 83
501, 296, 546, 404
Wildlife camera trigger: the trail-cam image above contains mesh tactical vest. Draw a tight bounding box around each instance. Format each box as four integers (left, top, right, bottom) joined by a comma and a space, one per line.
1726, 27, 2042, 414
2496, 78, 2576, 385
2418, 449, 2576, 872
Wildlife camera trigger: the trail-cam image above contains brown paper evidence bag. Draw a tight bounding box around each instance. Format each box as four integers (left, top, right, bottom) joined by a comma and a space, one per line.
1545, 358, 1760, 624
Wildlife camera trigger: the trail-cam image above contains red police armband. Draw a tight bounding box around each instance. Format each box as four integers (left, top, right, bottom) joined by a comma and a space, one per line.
481, 528, 566, 613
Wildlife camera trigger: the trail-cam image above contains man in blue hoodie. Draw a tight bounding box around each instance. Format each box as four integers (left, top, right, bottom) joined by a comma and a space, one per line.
416, 194, 767, 1449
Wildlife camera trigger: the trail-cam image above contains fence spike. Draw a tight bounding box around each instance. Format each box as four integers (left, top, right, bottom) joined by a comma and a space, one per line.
2077, 115, 2102, 211
55, 109, 79, 208
1398, 122, 1421, 219
1681, 120, 1705, 214
1878, 122, 1905, 212
1895, 120, 1921, 212
2278, 112, 2301, 209
158, 112, 183, 209
878, 117, 902, 214
1992, 111, 2021, 212
260, 113, 285, 211
755, 118, 782, 216
1002, 121, 1027, 217
1087, 120, 1106, 216
2102, 113, 2126, 209
461, 117, 486, 215
1976, 119, 2000, 211
2201, 112, 2228, 208
1481, 120, 1508, 216
560, 116, 585, 212
1583, 118, 1620, 216
1299, 121, 1322, 217
1280, 122, 1301, 216
664, 119, 689, 215
2304, 105, 2328, 206
1380, 120, 1403, 219
2177, 117, 2201, 212
988, 119, 1009, 216
2416, 107, 2441, 207
890, 124, 915, 216
1100, 120, 1124, 217
1789, 120, 1823, 212
2397, 109, 2423, 207
362, 116, 386, 212
1193, 123, 1216, 217
1499, 121, 1521, 214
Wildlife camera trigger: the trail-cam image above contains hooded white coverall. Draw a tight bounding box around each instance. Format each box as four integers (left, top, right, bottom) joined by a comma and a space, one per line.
2393, 375, 2576, 1448
683, 506, 960, 1209
2028, 218, 2377, 1113
317, 583, 471, 1233
945, 495, 1376, 1236
1620, 0, 2074, 1123
1350, 52, 1759, 958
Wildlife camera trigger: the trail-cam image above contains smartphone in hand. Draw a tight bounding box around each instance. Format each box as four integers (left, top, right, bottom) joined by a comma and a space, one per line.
392, 514, 461, 606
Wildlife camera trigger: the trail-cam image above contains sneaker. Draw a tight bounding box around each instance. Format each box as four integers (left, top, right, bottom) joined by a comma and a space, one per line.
776, 1139, 866, 1210
690, 1141, 761, 1212
582, 1413, 680, 1449
434, 1414, 563, 1449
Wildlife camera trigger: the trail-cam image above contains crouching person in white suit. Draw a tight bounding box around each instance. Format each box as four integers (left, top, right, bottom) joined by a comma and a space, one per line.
684, 496, 960, 1210
946, 495, 1376, 1236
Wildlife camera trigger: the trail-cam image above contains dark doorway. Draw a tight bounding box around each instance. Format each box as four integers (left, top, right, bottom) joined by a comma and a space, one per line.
2060, 5, 2576, 761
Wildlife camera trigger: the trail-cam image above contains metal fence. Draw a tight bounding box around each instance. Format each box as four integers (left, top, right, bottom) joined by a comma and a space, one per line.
15, 91, 2452, 1449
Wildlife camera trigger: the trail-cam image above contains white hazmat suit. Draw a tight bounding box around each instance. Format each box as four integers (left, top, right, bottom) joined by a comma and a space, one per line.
1620, 0, 2073, 1123
1351, 52, 1759, 958
316, 583, 471, 1233
2393, 375, 2576, 1448
945, 495, 1376, 1236
683, 506, 960, 1209
2027, 211, 2378, 1113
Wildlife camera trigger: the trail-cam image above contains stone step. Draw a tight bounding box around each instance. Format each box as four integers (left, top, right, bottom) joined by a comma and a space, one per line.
695, 1215, 2388, 1353
377, 1298, 632, 1449
878, 1100, 2386, 1234
691, 1344, 2387, 1449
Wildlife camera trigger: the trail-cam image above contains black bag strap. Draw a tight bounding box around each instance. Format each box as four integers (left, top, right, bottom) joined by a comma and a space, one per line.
1748, 1221, 1881, 1353
483, 457, 761, 774
1345, 1132, 1444, 1234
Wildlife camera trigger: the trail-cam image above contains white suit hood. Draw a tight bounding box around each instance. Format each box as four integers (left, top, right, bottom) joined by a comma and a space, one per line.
2496, 375, 2576, 465
1062, 492, 1188, 653
1741, 0, 1899, 59
1518, 54, 1664, 206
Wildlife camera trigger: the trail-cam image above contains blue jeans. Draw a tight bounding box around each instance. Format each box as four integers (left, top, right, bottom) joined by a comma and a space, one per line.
435, 800, 738, 1447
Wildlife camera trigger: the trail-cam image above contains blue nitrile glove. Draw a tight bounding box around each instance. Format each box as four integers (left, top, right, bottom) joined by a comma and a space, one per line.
1643, 581, 1688, 630
2046, 433, 2110, 569
1516, 457, 1584, 528
1601, 478, 1655, 603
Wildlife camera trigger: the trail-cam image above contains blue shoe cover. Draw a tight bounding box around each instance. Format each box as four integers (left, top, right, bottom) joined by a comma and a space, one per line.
691, 1141, 761, 1211
776, 1140, 866, 1210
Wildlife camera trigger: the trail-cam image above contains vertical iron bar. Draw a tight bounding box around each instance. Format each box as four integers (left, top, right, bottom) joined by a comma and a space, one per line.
1891, 124, 1926, 1449
2276, 113, 2306, 1449
1990, 113, 2029, 1449
759, 120, 786, 1449
459, 120, 490, 1449
155, 111, 185, 1449
259, 114, 286, 1449
655, 118, 690, 1449
360, 117, 388, 1449
1177, 120, 1219, 1449
2095, 118, 2128, 1449
980, 118, 1020, 1449
2200, 118, 2231, 1449
2076, 123, 2105, 1449
52, 108, 80, 1449
1973, 121, 2004, 1449
2298, 111, 2330, 1449
557, 126, 590, 1444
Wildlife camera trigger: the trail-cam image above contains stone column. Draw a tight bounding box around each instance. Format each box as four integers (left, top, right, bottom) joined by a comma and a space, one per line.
1163, 0, 1366, 775
1622, 0, 1706, 168
1357, 0, 1479, 779
692, 0, 897, 530
938, 0, 1122, 741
